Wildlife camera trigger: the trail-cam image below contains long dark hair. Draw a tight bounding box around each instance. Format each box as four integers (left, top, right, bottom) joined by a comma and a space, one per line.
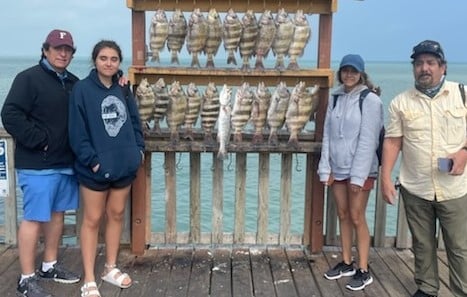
91, 40, 123, 64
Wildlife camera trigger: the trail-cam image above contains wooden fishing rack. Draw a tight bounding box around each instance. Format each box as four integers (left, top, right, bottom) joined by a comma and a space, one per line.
126, 0, 336, 254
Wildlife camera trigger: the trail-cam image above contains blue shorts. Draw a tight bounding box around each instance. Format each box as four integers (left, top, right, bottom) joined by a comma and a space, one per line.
17, 171, 79, 222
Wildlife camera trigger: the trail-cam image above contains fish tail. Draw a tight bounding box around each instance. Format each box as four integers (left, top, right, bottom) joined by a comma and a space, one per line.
227, 51, 237, 65
171, 51, 179, 64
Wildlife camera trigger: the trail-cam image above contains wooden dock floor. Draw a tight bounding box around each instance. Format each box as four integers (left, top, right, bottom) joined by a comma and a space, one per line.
0, 244, 454, 297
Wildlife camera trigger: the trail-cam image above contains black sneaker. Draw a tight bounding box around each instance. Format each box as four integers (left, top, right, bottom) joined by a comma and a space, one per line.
412, 289, 437, 297
346, 268, 373, 291
38, 263, 80, 284
324, 261, 356, 280
17, 275, 53, 297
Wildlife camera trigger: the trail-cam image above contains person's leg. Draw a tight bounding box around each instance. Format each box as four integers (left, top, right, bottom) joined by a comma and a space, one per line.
332, 183, 353, 264
18, 220, 41, 275
348, 187, 371, 271
437, 194, 467, 297
401, 187, 439, 296
80, 185, 107, 283
103, 185, 131, 287
42, 211, 64, 262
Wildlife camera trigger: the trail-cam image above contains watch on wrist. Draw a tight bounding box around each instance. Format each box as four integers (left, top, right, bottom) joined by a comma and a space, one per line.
463, 146, 467, 151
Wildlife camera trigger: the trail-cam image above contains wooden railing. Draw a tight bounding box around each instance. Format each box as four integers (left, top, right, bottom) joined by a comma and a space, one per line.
0, 128, 419, 252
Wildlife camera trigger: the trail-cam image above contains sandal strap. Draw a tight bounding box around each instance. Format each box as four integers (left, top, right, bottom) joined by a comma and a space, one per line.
81, 281, 101, 297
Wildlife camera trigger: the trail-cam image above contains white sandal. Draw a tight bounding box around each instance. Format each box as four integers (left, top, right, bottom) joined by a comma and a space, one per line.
101, 265, 132, 289
81, 281, 101, 297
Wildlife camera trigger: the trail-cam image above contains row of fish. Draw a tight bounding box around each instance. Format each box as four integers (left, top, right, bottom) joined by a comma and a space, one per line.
135, 78, 320, 159
149, 8, 311, 70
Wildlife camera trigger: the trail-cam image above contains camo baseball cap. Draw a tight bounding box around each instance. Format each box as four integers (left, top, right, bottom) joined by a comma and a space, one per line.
410, 40, 445, 61
45, 29, 74, 49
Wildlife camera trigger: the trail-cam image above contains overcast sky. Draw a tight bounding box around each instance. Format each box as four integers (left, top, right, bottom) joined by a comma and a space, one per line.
0, 0, 465, 62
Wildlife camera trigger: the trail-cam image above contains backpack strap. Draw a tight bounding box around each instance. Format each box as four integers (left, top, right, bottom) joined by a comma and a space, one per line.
459, 83, 466, 105
358, 88, 372, 113
332, 94, 338, 109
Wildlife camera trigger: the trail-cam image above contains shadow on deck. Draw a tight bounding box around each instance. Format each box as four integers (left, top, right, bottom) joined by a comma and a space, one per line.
0, 244, 454, 297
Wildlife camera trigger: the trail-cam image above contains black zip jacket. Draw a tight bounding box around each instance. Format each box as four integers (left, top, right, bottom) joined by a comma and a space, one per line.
1, 60, 79, 169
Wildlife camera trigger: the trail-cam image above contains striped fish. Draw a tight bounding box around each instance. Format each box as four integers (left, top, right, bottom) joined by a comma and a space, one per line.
222, 8, 242, 65
285, 82, 319, 148
250, 82, 271, 144
200, 82, 220, 144
186, 8, 208, 68
204, 8, 223, 68
149, 9, 169, 63
217, 84, 232, 160
272, 8, 295, 70
166, 81, 187, 144
183, 82, 202, 141
151, 78, 170, 134
167, 9, 187, 65
231, 82, 254, 142
267, 82, 290, 145
287, 10, 311, 70
135, 78, 155, 133
239, 10, 259, 71
255, 10, 276, 70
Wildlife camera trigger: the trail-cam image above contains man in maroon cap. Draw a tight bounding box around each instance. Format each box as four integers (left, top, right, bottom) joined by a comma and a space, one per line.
1, 29, 81, 297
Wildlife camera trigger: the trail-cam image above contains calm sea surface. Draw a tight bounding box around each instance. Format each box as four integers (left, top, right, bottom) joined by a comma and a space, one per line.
0, 56, 466, 238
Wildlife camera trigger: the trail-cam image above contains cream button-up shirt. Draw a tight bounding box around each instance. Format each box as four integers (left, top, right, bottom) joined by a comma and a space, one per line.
386, 81, 467, 201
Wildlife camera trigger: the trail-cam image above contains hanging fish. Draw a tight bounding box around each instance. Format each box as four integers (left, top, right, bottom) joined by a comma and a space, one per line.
272, 8, 295, 70
135, 78, 155, 134
239, 10, 259, 71
200, 82, 220, 144
255, 10, 276, 70
167, 9, 187, 65
285, 82, 319, 148
204, 8, 223, 68
222, 8, 242, 65
166, 81, 187, 144
217, 84, 232, 160
267, 82, 290, 145
231, 82, 254, 143
149, 9, 169, 63
250, 82, 271, 144
287, 10, 311, 70
151, 78, 170, 134
183, 82, 202, 141
186, 8, 208, 68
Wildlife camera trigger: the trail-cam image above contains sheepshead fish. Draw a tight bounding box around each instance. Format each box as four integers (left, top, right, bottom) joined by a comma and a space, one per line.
200, 82, 220, 144
151, 78, 170, 134
204, 8, 223, 68
285, 82, 319, 148
255, 10, 276, 70
135, 78, 155, 134
231, 82, 254, 142
167, 9, 187, 65
186, 8, 208, 68
217, 84, 232, 160
250, 82, 271, 144
267, 82, 290, 145
166, 81, 187, 144
149, 9, 169, 63
222, 8, 242, 65
287, 10, 311, 70
183, 82, 202, 141
239, 10, 259, 71
272, 8, 295, 70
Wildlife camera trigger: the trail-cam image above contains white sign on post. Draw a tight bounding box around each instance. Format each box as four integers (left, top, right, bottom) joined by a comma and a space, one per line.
0, 140, 9, 196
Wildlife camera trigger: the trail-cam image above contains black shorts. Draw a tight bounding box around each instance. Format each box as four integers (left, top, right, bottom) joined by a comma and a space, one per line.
78, 174, 136, 191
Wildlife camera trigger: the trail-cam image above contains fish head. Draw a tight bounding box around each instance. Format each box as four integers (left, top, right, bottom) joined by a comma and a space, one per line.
219, 84, 232, 105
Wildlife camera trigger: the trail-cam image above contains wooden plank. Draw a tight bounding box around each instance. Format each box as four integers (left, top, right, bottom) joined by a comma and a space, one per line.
4, 137, 17, 245
130, 68, 333, 93
234, 153, 247, 244
131, 10, 146, 66
118, 248, 158, 297
212, 154, 224, 244
190, 153, 201, 243
165, 247, 193, 297
286, 248, 322, 297
373, 172, 387, 247
127, 0, 337, 14
186, 249, 212, 297
131, 153, 150, 254
145, 248, 173, 297
211, 248, 232, 297
257, 153, 270, 244
250, 248, 276, 297
367, 248, 408, 297
279, 153, 292, 244
231, 248, 253, 297
268, 247, 298, 297
309, 154, 325, 252
165, 152, 177, 244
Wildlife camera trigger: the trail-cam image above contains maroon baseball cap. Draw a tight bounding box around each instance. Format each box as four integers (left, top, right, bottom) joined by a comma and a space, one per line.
45, 29, 74, 49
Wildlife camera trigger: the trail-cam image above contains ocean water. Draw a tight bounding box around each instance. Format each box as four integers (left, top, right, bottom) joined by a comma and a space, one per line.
0, 56, 466, 238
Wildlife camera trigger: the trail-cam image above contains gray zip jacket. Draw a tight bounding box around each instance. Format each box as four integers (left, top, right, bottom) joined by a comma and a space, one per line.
318, 84, 384, 187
